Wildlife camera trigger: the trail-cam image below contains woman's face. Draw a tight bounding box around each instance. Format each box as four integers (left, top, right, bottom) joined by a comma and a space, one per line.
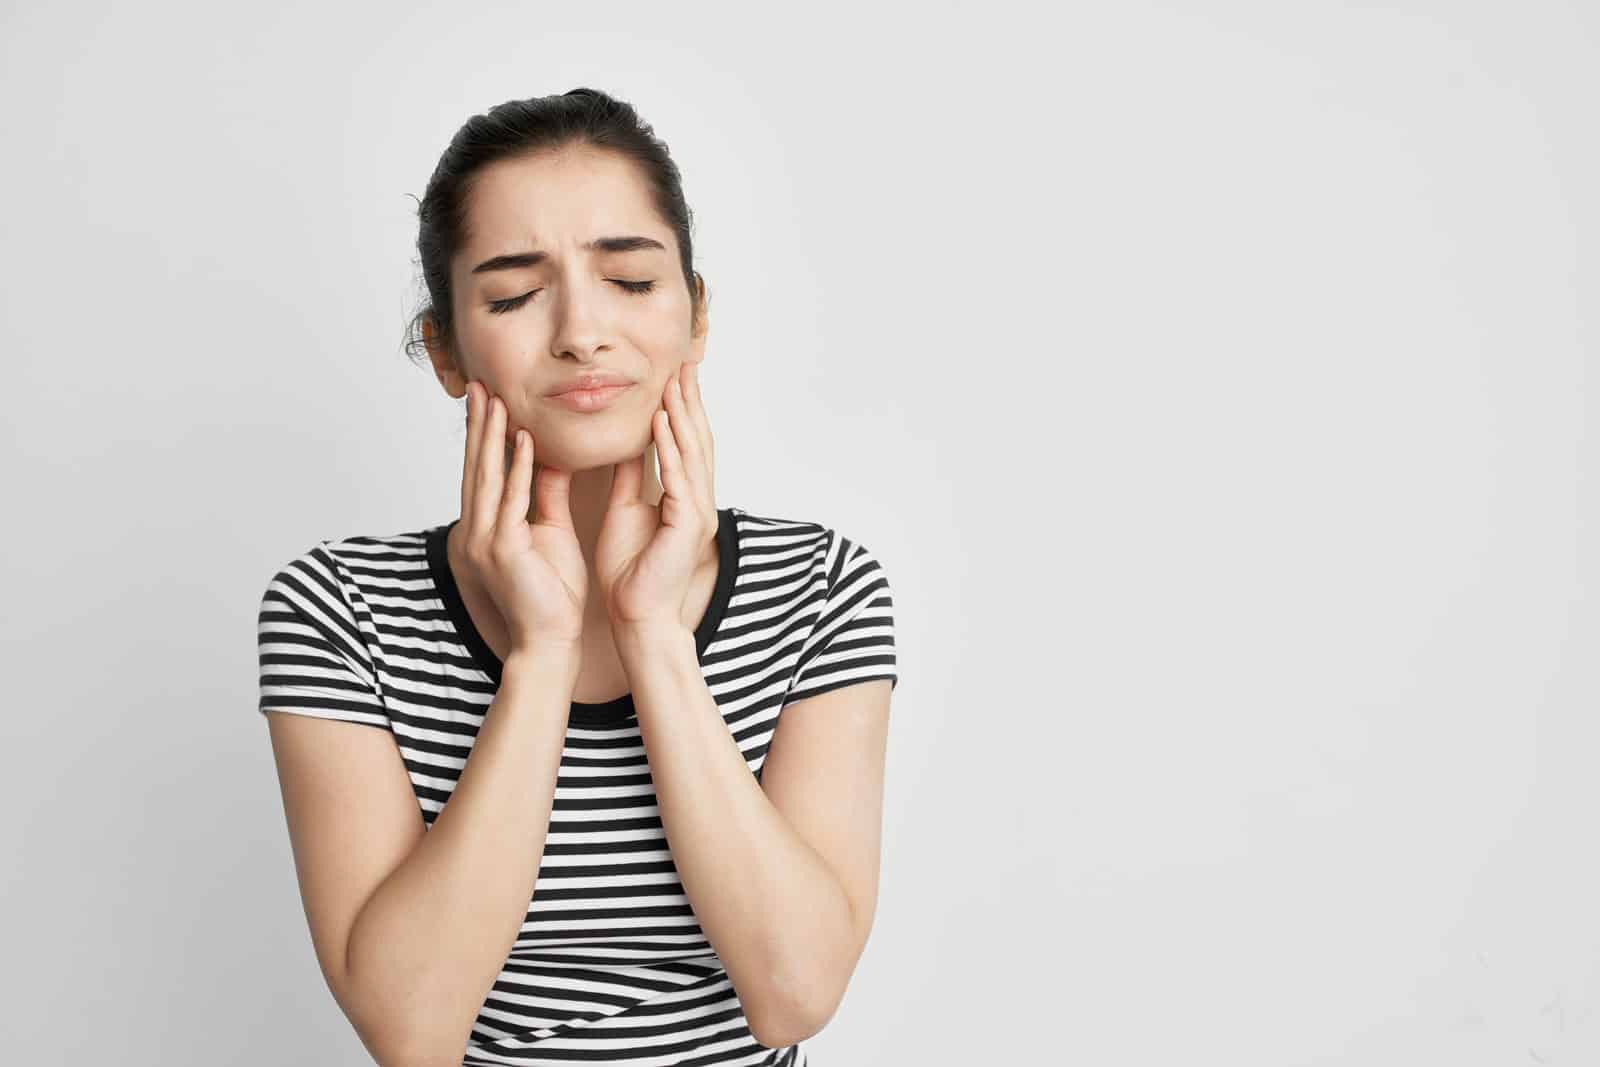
444, 144, 705, 473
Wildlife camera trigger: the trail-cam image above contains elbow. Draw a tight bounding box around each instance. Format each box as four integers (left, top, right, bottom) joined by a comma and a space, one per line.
381, 1033, 469, 1067
355, 1002, 472, 1067
753, 1025, 820, 1053
359, 1022, 468, 1067
748, 1009, 825, 1052
343, 1004, 443, 1067
744, 975, 841, 1050
336, 970, 470, 1067
389, 1045, 472, 1067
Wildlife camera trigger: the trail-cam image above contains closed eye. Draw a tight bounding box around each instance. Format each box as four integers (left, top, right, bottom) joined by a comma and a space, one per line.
488, 279, 657, 315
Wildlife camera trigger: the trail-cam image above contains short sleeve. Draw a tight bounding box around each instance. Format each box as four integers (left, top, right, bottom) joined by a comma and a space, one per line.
785, 532, 898, 705
256, 542, 390, 730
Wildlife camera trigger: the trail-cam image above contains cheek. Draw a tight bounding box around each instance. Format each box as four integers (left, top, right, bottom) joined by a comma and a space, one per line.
639, 334, 692, 382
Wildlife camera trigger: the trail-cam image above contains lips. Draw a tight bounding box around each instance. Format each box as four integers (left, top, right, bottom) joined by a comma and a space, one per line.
545, 371, 635, 396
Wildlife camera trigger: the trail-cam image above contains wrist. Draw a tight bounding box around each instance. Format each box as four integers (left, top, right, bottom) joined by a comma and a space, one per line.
505, 641, 583, 677
612, 619, 694, 655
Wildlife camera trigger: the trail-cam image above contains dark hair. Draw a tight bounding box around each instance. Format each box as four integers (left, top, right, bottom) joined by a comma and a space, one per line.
402, 87, 707, 370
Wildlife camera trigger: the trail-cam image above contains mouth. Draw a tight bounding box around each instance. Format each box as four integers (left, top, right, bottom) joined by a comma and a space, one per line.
544, 382, 634, 412
544, 372, 634, 397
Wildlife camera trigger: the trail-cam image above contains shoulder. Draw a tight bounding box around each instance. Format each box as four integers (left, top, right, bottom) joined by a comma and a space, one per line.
735, 506, 899, 701
258, 525, 434, 610
729, 505, 892, 590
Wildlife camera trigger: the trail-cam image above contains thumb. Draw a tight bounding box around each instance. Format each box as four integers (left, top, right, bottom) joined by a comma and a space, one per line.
608, 451, 644, 511
533, 460, 575, 531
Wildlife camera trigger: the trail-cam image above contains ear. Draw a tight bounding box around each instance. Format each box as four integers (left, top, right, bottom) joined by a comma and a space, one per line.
423, 315, 468, 398
688, 272, 709, 365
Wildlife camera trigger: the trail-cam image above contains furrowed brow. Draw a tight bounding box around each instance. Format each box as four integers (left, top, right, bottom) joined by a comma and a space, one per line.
471, 235, 667, 274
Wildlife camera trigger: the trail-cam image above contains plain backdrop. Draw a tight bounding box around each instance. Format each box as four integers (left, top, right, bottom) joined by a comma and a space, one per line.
2, 1, 1596, 1064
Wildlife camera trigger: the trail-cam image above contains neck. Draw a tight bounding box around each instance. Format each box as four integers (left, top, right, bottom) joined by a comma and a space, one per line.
532, 443, 664, 582
446, 440, 718, 654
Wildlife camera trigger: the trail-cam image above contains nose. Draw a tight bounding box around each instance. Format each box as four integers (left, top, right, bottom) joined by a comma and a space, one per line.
549, 278, 612, 363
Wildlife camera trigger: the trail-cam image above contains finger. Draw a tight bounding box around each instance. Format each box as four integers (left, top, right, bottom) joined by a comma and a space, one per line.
609, 448, 644, 511
498, 428, 534, 536
461, 381, 483, 524
693, 363, 716, 480
666, 368, 696, 458
534, 458, 576, 531
682, 362, 712, 469
653, 406, 687, 504
475, 393, 508, 536
663, 369, 702, 487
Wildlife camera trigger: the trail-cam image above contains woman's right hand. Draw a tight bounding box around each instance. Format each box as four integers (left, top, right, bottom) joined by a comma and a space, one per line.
457, 380, 587, 653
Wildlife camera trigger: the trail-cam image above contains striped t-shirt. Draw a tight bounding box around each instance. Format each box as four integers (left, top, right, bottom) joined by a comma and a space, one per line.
255, 505, 898, 1067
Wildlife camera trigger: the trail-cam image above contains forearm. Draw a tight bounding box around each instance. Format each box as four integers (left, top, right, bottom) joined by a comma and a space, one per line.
616, 624, 856, 1046
342, 645, 580, 1065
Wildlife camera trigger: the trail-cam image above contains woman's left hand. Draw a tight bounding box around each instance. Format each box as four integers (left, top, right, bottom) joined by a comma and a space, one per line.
595, 361, 718, 633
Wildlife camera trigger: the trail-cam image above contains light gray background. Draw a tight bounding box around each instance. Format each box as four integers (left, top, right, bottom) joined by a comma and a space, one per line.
2, 2, 1595, 1064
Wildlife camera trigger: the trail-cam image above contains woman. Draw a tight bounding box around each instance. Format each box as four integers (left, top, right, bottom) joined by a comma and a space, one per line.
257, 87, 898, 1067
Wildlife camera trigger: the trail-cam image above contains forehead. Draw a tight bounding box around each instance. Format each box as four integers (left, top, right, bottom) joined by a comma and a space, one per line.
462, 146, 665, 257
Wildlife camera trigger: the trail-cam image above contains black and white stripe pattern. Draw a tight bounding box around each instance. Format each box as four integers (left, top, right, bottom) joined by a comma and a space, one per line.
257, 505, 897, 1066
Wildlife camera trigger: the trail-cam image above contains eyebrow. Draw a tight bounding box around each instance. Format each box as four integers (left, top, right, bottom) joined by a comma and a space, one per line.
471, 235, 667, 275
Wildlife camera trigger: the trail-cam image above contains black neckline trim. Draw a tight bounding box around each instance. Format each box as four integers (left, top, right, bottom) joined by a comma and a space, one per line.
424, 507, 741, 725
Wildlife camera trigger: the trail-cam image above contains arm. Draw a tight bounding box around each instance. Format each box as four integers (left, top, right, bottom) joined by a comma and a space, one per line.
334, 646, 578, 1064
615, 624, 890, 1049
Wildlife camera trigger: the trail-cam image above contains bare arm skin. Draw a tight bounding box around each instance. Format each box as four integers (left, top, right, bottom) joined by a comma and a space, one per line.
268, 644, 580, 1065
614, 623, 891, 1050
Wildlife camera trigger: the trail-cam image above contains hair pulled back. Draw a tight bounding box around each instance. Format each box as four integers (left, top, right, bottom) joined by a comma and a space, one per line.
403, 87, 706, 370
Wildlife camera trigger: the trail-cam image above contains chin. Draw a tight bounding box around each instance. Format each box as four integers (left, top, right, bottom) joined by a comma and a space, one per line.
532, 418, 655, 473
